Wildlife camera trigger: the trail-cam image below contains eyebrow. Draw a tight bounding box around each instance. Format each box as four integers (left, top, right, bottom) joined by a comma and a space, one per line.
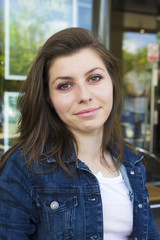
53, 67, 106, 83
85, 67, 106, 75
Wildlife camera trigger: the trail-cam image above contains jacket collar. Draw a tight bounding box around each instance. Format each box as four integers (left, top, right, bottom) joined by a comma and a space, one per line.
46, 144, 143, 166
123, 146, 144, 167
46, 144, 77, 164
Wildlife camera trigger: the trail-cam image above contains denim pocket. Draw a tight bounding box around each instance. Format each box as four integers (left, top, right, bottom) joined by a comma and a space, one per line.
36, 188, 78, 239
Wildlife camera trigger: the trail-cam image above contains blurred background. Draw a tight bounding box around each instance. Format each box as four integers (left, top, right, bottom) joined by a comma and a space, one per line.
0, 0, 160, 230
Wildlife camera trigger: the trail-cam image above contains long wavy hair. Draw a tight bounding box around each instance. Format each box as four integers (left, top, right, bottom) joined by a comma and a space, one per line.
0, 27, 124, 174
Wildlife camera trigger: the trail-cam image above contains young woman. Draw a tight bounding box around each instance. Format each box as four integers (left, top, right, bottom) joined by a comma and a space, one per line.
0, 28, 159, 240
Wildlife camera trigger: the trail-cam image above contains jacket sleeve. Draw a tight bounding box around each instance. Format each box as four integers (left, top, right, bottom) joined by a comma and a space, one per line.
142, 162, 160, 240
147, 206, 160, 240
0, 151, 39, 240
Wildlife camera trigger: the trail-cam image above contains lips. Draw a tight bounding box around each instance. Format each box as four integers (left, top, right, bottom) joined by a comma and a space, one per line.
75, 108, 100, 118
75, 108, 98, 114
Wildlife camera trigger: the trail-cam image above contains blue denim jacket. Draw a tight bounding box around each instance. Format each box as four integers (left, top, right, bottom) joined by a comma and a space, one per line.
0, 146, 159, 240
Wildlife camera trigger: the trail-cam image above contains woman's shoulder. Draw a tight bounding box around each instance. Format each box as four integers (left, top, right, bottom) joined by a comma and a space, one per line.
0, 147, 27, 175
8, 146, 24, 158
123, 144, 144, 167
5, 147, 25, 163
0, 147, 34, 198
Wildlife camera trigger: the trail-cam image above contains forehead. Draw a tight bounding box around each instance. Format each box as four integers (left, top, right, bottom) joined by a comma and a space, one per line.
49, 48, 106, 75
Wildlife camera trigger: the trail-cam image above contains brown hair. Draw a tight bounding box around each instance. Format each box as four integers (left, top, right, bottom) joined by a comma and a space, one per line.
0, 27, 124, 173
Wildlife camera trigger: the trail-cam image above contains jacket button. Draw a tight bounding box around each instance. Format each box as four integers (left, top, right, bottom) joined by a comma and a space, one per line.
50, 201, 59, 210
130, 170, 135, 175
138, 204, 143, 208
90, 235, 98, 239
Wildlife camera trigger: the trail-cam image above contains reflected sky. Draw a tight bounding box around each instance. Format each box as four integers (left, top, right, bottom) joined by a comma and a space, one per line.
123, 32, 157, 53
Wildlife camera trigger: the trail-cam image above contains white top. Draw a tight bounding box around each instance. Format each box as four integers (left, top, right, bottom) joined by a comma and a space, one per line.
95, 171, 133, 240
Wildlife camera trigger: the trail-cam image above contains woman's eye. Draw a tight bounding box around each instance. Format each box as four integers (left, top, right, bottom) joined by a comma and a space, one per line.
89, 75, 102, 82
57, 82, 71, 90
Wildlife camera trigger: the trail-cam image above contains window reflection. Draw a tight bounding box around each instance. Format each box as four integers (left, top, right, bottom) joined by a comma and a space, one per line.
121, 32, 156, 149
4, 92, 19, 152
0, 0, 93, 155
5, 0, 92, 80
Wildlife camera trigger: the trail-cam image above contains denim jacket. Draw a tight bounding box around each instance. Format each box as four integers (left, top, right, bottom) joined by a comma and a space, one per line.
0, 146, 159, 240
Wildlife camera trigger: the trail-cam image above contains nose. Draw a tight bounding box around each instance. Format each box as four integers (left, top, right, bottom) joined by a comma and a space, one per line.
76, 83, 92, 103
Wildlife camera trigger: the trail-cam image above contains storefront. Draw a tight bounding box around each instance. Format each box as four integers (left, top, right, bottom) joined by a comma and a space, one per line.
110, 0, 160, 156
0, 0, 160, 229
110, 0, 160, 229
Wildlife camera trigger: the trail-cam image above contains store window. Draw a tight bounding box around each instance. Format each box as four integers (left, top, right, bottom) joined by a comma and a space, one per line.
5, 0, 92, 80
121, 32, 157, 150
0, 0, 93, 155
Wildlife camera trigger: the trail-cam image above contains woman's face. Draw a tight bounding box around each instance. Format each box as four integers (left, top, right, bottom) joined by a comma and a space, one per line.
49, 48, 113, 136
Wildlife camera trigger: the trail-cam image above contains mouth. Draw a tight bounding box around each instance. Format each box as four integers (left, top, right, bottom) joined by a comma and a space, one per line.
75, 108, 100, 118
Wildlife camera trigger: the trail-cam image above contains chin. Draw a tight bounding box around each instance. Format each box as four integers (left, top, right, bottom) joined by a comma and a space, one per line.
80, 124, 104, 133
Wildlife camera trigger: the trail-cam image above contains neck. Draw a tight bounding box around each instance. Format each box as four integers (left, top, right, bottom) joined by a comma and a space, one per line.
71, 129, 118, 177
73, 129, 103, 163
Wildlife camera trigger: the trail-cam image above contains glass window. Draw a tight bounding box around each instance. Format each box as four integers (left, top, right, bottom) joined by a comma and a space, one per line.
5, 0, 93, 80
121, 32, 157, 150
4, 92, 19, 152
0, 0, 93, 154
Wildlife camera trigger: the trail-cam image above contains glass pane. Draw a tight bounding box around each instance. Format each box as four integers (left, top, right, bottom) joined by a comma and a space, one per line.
5, 0, 92, 80
121, 32, 156, 149
78, 0, 92, 29
0, 0, 93, 156
4, 92, 19, 152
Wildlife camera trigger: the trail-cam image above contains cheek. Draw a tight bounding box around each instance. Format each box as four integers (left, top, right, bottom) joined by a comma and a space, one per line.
51, 95, 71, 116
104, 93, 113, 112
99, 84, 113, 106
